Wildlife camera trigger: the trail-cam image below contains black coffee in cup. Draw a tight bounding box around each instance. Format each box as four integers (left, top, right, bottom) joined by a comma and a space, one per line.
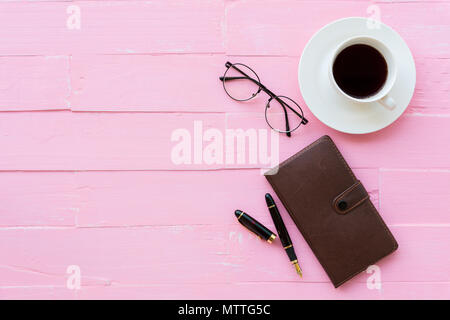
332, 44, 388, 99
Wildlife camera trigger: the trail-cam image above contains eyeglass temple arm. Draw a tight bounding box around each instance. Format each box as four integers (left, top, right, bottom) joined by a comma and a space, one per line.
219, 76, 292, 136
225, 61, 250, 78
219, 77, 308, 126
266, 92, 291, 136
261, 85, 308, 125
277, 96, 308, 124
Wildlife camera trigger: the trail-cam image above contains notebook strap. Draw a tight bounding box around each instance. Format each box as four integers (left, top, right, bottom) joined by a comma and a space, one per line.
332, 180, 369, 215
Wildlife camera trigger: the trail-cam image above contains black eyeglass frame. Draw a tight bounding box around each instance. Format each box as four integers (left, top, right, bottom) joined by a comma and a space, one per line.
219, 61, 308, 137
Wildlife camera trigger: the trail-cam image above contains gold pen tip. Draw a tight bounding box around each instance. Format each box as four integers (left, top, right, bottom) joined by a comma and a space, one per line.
294, 262, 303, 278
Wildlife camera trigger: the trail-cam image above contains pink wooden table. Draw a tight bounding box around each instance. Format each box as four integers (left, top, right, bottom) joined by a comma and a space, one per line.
0, 0, 449, 300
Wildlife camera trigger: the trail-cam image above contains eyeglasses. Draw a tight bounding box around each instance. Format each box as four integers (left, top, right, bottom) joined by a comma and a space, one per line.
219, 61, 308, 137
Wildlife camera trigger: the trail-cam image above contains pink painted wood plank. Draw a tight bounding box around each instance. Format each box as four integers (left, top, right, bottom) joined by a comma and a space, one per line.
0, 172, 76, 227
0, 1, 224, 55
0, 226, 235, 287
76, 169, 271, 227
224, 225, 450, 284
2, 282, 448, 300
0, 287, 75, 300
225, 113, 450, 169
0, 226, 447, 287
70, 54, 231, 112
74, 282, 450, 300
0, 168, 376, 227
70, 55, 326, 113
76, 168, 377, 227
68, 55, 450, 113
0, 111, 449, 170
380, 169, 450, 225
0, 56, 69, 111
0, 54, 445, 113
0, 264, 70, 290
0, 55, 441, 114
0, 111, 225, 170
226, 1, 450, 58
408, 57, 450, 112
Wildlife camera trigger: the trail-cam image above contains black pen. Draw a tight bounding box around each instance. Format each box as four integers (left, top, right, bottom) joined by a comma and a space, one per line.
265, 193, 303, 277
234, 210, 277, 243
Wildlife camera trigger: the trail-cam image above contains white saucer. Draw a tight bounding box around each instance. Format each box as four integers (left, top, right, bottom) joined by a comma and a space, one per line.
298, 17, 416, 134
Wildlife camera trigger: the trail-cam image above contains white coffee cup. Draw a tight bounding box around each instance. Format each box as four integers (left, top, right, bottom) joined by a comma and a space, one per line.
329, 36, 397, 110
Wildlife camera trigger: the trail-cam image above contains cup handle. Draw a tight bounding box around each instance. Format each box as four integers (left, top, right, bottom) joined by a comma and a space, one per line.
379, 95, 396, 110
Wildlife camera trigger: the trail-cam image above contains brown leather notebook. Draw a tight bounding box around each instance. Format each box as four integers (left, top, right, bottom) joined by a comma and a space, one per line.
265, 135, 398, 288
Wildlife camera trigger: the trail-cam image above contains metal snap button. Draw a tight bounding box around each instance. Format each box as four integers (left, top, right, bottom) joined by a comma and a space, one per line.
338, 200, 348, 211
